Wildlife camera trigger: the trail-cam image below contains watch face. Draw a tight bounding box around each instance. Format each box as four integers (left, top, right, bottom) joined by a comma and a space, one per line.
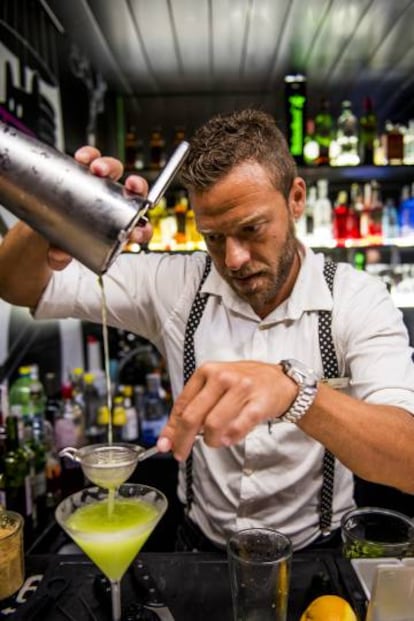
282, 359, 319, 385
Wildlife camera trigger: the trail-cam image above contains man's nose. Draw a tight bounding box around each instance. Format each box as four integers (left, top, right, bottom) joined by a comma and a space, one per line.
224, 237, 250, 270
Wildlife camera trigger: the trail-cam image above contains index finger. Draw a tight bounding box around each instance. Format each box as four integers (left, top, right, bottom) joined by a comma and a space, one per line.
124, 173, 149, 197
159, 371, 210, 460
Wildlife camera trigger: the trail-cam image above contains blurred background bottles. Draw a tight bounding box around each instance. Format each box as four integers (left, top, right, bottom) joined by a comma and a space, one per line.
312, 179, 332, 243
332, 100, 360, 166
149, 127, 166, 170
9, 366, 33, 419
359, 97, 377, 165
314, 97, 334, 166
124, 125, 144, 171
4, 414, 34, 540
141, 373, 169, 447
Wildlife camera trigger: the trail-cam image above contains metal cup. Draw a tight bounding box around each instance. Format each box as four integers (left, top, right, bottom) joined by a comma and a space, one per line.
0, 121, 189, 274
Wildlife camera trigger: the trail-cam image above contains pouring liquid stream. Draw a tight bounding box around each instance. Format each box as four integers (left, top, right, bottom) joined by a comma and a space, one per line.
98, 275, 116, 516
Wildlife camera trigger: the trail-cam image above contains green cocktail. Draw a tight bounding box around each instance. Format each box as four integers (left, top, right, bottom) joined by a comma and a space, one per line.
55, 484, 168, 620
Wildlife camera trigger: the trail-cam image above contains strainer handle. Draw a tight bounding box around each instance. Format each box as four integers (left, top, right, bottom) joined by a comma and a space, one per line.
136, 445, 160, 462
59, 447, 81, 462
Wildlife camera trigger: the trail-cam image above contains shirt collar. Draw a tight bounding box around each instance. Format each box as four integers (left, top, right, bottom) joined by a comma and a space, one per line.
199, 247, 333, 322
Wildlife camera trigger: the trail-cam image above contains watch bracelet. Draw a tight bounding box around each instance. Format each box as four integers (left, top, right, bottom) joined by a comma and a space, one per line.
270, 383, 317, 427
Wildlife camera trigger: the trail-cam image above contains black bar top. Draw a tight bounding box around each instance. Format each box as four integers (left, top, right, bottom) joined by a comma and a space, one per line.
1, 550, 366, 621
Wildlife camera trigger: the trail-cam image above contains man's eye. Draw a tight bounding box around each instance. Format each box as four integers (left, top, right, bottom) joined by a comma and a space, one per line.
204, 234, 223, 244
242, 224, 263, 236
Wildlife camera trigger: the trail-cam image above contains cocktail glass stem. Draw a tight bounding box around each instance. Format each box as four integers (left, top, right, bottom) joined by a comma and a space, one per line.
110, 579, 122, 621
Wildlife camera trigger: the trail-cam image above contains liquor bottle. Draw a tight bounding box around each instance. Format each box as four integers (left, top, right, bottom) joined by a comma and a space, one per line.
359, 97, 377, 165
346, 184, 361, 240
149, 197, 168, 246
112, 395, 127, 443
313, 179, 333, 243
370, 180, 383, 236
44, 372, 62, 426
29, 364, 46, 419
70, 367, 85, 411
303, 119, 319, 166
4, 414, 33, 536
55, 384, 85, 496
95, 404, 110, 443
385, 121, 404, 165
314, 98, 334, 166
125, 125, 144, 171
83, 372, 101, 432
284, 73, 307, 164
54, 383, 85, 451
335, 100, 360, 166
121, 385, 139, 442
333, 191, 349, 244
149, 128, 166, 170
29, 415, 47, 529
174, 192, 189, 246
172, 126, 186, 149
399, 184, 414, 237
141, 373, 168, 446
0, 422, 7, 508
381, 198, 399, 239
305, 185, 317, 237
403, 120, 414, 165
86, 335, 106, 398
185, 203, 204, 248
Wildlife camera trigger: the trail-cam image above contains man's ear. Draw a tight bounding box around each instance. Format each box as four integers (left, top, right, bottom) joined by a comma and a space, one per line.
288, 177, 306, 221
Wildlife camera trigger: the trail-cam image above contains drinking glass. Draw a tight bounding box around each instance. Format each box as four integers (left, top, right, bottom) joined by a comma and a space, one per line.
55, 483, 168, 621
227, 527, 292, 621
341, 506, 414, 559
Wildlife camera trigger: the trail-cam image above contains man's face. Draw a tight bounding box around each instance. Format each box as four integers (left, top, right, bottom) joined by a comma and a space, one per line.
191, 161, 306, 318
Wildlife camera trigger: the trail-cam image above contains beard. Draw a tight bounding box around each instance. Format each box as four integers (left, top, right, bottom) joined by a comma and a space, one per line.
223, 220, 299, 313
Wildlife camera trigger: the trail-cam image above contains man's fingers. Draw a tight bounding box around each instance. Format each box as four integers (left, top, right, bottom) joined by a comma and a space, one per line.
74, 146, 101, 164
89, 156, 124, 180
47, 246, 73, 270
125, 173, 149, 197
74, 147, 125, 181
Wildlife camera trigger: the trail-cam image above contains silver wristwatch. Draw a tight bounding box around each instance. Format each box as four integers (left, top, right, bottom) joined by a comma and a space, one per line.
276, 359, 319, 424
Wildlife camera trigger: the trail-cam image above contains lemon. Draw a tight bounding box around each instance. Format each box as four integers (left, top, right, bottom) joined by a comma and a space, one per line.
299, 594, 358, 621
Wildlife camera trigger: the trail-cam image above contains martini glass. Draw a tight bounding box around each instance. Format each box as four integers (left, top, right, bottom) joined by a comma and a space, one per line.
55, 483, 168, 621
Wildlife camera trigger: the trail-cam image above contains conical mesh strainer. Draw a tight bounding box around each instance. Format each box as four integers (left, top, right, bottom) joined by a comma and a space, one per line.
59, 442, 159, 489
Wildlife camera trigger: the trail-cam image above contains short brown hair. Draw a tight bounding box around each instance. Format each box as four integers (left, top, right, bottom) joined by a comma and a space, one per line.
179, 108, 297, 199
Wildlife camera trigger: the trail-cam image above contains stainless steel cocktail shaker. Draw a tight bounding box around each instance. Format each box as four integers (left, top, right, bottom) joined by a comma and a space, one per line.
0, 122, 189, 274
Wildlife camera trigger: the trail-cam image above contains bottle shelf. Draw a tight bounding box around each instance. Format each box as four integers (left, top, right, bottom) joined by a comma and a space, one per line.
299, 165, 414, 183
130, 165, 414, 186
304, 235, 414, 250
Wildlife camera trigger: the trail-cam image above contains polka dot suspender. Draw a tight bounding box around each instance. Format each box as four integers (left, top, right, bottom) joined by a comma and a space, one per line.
182, 255, 338, 534
318, 259, 339, 534
183, 255, 212, 512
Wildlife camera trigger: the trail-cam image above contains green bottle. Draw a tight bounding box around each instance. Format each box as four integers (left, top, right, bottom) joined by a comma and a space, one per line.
28, 415, 47, 528
9, 366, 33, 419
314, 97, 334, 166
4, 415, 33, 528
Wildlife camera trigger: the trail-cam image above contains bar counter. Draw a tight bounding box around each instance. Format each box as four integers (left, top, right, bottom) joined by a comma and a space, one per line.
1, 548, 366, 620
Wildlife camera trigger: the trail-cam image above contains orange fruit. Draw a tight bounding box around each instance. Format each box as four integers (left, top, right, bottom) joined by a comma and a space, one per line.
299, 594, 358, 621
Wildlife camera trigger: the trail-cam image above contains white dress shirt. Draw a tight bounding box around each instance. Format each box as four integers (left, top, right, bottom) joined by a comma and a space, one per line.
35, 247, 414, 549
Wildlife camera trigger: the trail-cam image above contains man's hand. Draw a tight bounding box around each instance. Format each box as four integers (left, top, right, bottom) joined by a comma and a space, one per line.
156, 361, 298, 461
47, 146, 153, 268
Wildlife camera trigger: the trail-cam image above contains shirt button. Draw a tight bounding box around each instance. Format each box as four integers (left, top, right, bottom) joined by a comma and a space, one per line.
242, 468, 254, 476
